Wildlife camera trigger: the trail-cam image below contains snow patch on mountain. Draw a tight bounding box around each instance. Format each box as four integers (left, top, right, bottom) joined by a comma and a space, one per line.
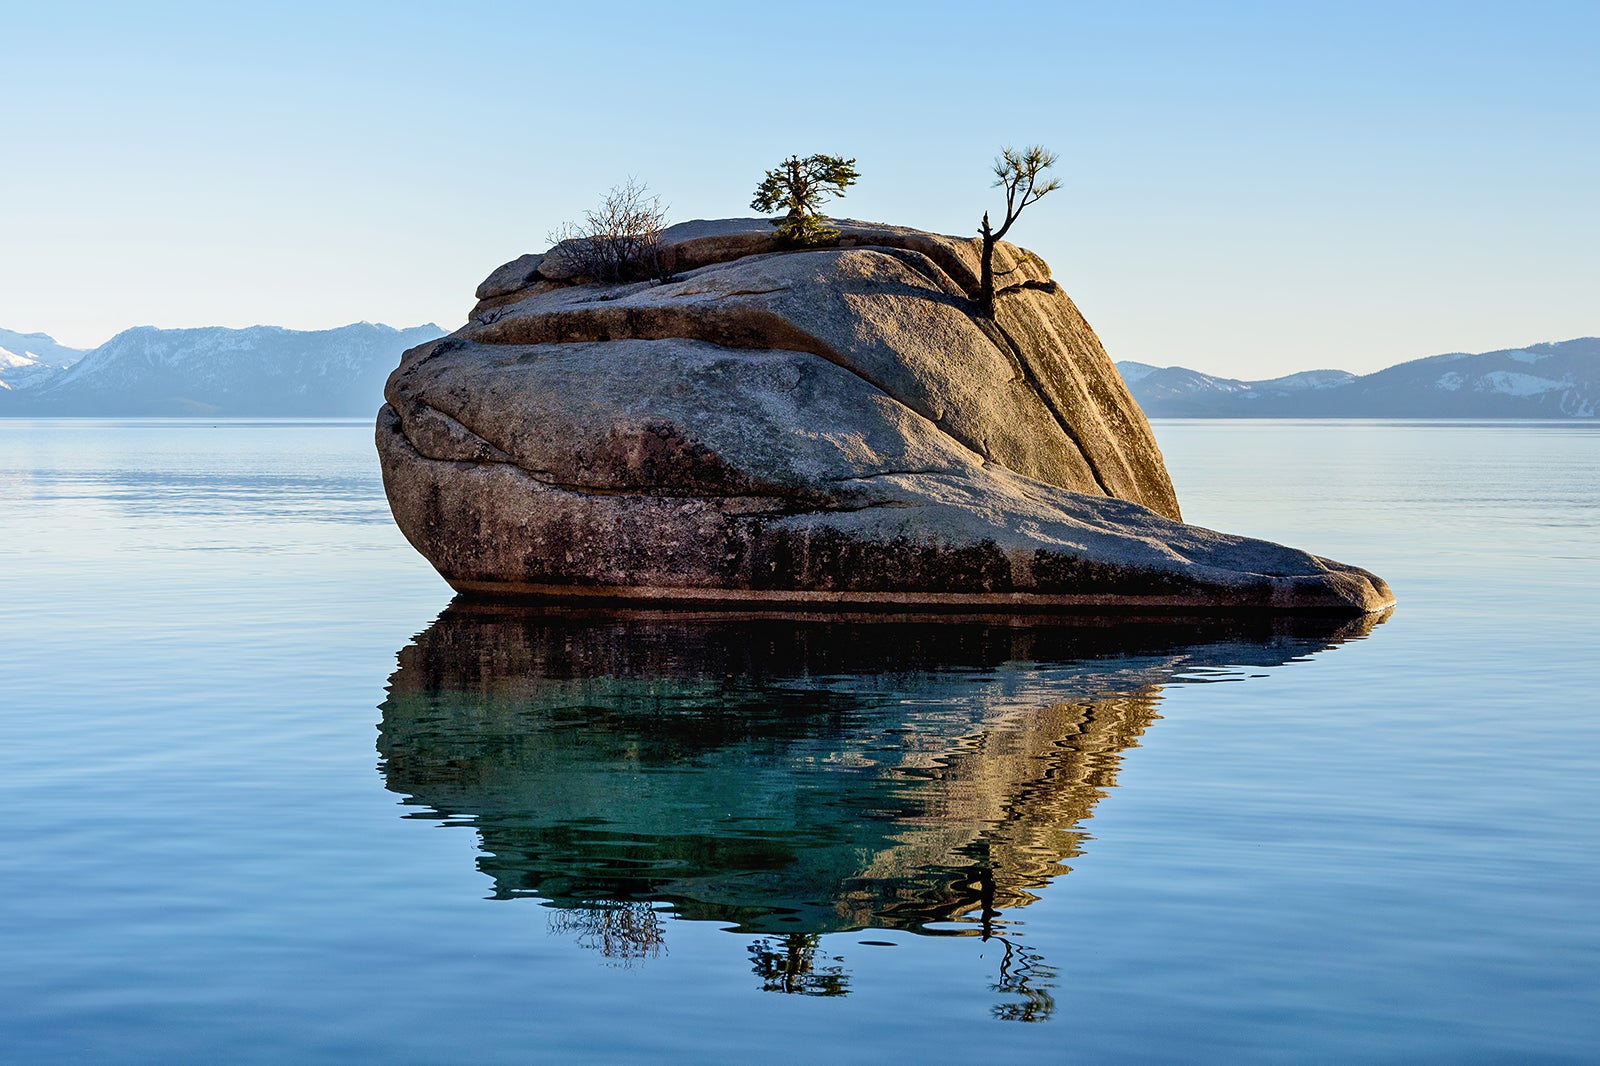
1478, 371, 1569, 397
1255, 370, 1357, 391
0, 330, 87, 391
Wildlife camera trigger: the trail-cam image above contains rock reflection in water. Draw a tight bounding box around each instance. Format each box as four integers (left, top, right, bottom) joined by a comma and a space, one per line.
378, 605, 1382, 1014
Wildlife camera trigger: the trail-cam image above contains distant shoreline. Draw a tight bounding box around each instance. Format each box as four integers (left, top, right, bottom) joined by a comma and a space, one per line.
1117, 338, 1598, 419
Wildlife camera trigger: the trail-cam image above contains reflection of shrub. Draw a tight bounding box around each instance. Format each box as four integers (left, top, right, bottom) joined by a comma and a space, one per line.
748, 933, 849, 996
547, 178, 669, 283
547, 901, 666, 966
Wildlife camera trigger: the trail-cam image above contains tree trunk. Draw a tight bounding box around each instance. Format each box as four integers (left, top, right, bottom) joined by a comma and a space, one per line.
786, 157, 806, 217
979, 213, 996, 315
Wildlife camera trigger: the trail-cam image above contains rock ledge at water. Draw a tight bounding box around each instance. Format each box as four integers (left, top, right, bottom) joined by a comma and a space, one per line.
378, 218, 1392, 612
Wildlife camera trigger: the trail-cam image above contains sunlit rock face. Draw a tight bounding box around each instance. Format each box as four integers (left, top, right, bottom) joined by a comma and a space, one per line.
377, 218, 1392, 611
378, 605, 1386, 941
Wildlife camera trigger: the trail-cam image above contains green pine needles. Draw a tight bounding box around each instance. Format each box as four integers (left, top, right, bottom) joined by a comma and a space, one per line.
750, 154, 859, 247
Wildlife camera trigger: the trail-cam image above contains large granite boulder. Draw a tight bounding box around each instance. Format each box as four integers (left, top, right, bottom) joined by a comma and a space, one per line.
378, 218, 1392, 612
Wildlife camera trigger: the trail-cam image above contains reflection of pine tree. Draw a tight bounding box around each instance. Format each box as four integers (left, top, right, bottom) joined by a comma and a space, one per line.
748, 934, 850, 996
547, 901, 666, 966
958, 851, 1056, 1021
989, 935, 1057, 1022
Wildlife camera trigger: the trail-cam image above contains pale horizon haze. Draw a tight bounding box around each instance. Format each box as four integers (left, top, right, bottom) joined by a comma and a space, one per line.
3, 1, 1596, 379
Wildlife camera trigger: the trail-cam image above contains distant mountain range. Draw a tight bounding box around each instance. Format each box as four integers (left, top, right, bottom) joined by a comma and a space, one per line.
1119, 337, 1599, 418
0, 323, 444, 416
3, 324, 1595, 419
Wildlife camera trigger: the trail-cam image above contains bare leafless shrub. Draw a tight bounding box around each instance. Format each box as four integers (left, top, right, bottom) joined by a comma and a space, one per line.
547, 178, 669, 283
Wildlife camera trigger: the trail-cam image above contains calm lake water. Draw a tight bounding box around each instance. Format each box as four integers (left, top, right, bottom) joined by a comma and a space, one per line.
2, 418, 1597, 1062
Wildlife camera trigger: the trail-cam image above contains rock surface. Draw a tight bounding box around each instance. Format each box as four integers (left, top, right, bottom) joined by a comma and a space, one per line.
378, 218, 1393, 612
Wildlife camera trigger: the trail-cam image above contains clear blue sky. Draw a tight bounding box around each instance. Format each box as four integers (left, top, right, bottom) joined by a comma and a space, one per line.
3, 0, 1595, 376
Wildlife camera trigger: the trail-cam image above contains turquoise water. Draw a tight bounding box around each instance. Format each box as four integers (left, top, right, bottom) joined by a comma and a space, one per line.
2, 419, 1597, 1062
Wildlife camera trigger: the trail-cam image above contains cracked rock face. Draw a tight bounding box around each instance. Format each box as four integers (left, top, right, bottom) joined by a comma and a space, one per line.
378, 218, 1393, 612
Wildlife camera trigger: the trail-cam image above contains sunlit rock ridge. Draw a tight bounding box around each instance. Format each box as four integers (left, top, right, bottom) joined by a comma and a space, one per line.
378, 218, 1393, 612
0, 322, 443, 416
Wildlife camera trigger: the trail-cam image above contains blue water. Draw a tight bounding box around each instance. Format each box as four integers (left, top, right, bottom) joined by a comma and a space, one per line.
2, 418, 1597, 1062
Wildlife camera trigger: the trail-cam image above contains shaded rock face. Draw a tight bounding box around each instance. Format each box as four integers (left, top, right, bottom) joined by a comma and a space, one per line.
379, 218, 1393, 612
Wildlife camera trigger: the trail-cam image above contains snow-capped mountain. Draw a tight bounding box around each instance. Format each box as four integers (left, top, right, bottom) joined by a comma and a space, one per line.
0, 328, 87, 391
0, 322, 445, 416
1119, 338, 1600, 418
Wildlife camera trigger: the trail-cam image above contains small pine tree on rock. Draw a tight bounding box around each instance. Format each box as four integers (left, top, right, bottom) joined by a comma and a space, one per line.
750, 154, 859, 248
978, 146, 1060, 314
